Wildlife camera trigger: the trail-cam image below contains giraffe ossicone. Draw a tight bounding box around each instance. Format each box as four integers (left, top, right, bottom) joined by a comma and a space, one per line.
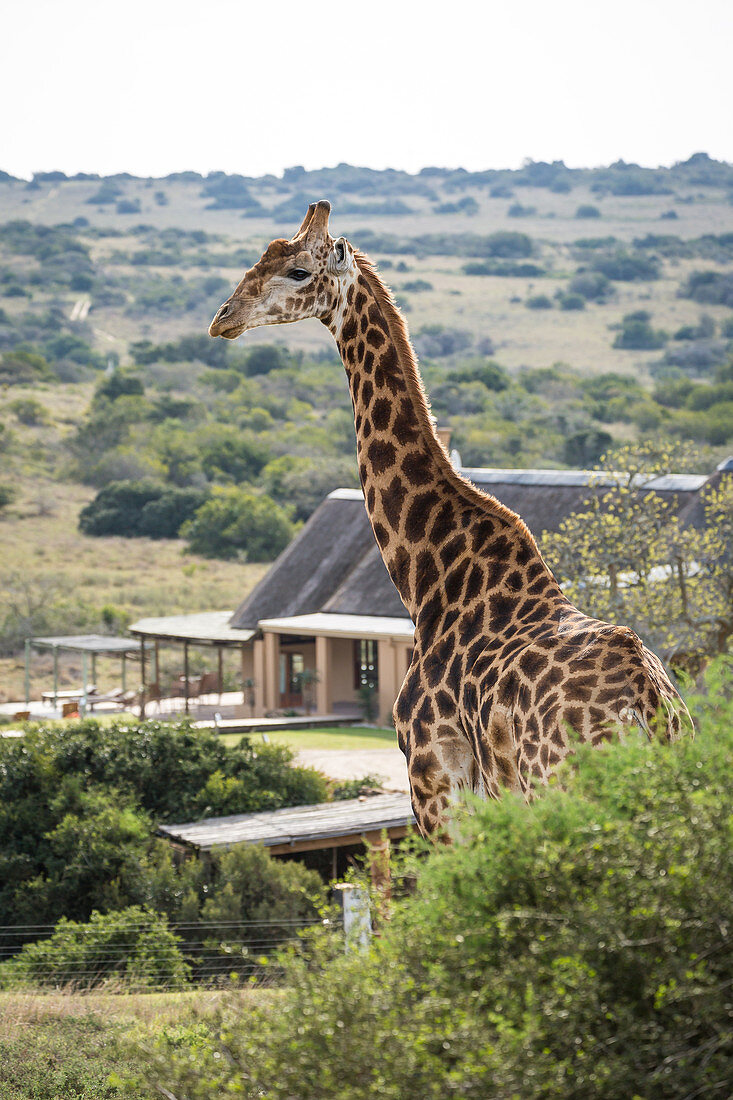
209, 200, 693, 837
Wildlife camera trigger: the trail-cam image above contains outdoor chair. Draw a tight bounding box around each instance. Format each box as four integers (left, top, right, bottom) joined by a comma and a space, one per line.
198, 671, 222, 703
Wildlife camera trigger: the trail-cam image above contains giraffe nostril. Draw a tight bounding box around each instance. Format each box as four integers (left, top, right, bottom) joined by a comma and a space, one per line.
218, 303, 229, 319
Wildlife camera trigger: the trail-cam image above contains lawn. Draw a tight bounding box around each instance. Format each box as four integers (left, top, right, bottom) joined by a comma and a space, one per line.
221, 725, 397, 752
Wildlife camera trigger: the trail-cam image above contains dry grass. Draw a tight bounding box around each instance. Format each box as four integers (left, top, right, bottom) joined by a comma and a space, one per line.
0, 986, 226, 1037
0, 478, 266, 701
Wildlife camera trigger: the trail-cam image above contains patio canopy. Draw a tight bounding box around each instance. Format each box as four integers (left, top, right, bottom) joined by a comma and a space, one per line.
24, 633, 151, 709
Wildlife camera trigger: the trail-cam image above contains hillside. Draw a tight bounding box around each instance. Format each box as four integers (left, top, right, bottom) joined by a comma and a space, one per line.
1, 156, 732, 700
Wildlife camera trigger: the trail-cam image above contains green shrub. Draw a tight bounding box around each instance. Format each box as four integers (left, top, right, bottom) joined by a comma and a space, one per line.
79, 480, 208, 538
558, 292, 585, 310
0, 349, 54, 385
526, 294, 553, 310
567, 271, 612, 300
0, 907, 190, 991
592, 251, 660, 281
679, 270, 733, 307
8, 397, 48, 425
563, 427, 612, 466
0, 717, 329, 926
144, 662, 732, 1100
575, 203, 601, 218
613, 310, 667, 350
181, 486, 294, 561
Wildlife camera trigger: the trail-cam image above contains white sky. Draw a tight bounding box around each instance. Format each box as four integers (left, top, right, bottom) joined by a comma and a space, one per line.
2, 0, 732, 180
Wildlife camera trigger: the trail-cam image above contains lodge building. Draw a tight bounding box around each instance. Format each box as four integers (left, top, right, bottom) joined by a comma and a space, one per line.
129, 460, 727, 726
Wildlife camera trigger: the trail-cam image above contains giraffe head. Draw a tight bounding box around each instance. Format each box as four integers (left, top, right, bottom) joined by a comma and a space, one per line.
209, 200, 356, 339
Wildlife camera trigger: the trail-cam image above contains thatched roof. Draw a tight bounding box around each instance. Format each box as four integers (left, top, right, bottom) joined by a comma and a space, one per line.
463, 468, 708, 536
230, 490, 380, 628
230, 464, 722, 631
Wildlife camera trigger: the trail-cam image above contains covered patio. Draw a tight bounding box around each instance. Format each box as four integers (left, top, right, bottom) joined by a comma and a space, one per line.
23, 633, 151, 718
128, 611, 255, 718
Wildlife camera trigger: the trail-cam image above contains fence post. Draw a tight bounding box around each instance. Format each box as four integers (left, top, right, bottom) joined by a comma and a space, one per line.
333, 883, 371, 950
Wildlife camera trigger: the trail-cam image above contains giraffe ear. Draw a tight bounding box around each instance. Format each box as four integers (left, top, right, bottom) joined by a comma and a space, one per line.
328, 236, 351, 276
292, 203, 317, 239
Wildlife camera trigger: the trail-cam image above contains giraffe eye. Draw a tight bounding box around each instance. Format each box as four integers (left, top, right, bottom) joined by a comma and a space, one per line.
287, 269, 311, 282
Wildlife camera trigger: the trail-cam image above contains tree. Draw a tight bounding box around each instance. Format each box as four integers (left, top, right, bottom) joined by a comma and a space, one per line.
181, 487, 295, 561
0, 717, 329, 927
78, 480, 207, 538
540, 443, 733, 668
0, 907, 190, 991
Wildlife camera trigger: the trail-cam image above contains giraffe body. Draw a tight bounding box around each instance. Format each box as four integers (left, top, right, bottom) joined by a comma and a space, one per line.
210, 201, 692, 835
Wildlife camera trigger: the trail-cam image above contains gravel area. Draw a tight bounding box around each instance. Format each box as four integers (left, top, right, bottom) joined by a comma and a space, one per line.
295, 747, 409, 792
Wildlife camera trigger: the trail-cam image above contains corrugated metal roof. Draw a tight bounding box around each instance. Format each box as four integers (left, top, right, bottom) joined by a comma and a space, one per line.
159, 792, 414, 851
258, 612, 415, 640
129, 611, 254, 645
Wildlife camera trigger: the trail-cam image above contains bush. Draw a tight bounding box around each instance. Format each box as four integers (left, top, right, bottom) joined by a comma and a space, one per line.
0, 717, 329, 926
0, 349, 54, 385
525, 294, 553, 309
94, 369, 145, 403
563, 427, 612, 466
144, 662, 732, 1100
679, 270, 733, 307
558, 293, 585, 310
575, 204, 601, 218
78, 480, 208, 538
507, 203, 536, 217
613, 310, 667, 350
8, 397, 48, 424
0, 907, 191, 991
181, 487, 294, 561
592, 251, 660, 281
567, 271, 612, 301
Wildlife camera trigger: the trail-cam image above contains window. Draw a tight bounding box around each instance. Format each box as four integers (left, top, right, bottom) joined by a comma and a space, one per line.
353, 639, 378, 691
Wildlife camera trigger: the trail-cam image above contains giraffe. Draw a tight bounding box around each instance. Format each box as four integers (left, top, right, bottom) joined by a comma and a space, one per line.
209, 200, 693, 836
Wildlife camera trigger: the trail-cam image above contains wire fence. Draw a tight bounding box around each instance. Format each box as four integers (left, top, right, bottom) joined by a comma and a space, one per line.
0, 917, 343, 993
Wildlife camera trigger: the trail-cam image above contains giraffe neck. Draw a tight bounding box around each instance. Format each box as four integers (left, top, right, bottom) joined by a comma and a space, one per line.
324, 253, 552, 628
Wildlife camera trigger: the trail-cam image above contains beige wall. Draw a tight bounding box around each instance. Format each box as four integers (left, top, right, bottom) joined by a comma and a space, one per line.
251, 629, 413, 723
330, 638, 359, 707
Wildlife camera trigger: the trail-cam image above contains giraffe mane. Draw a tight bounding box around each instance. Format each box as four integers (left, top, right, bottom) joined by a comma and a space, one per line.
353, 249, 539, 545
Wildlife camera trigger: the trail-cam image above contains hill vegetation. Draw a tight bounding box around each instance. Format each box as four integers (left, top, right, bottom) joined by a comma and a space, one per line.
1, 155, 732, 699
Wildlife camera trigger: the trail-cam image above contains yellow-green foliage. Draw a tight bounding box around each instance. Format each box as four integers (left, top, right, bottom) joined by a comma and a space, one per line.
140, 660, 732, 1099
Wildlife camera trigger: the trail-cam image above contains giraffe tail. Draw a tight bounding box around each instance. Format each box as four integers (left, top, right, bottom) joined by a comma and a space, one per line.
617, 635, 694, 743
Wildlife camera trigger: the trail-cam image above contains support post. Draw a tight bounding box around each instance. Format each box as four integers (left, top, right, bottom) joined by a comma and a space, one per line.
315, 634, 331, 715
263, 632, 278, 712
24, 639, 30, 706
217, 646, 223, 701
139, 638, 146, 718
121, 652, 127, 693
154, 641, 160, 685
91, 652, 97, 691
253, 638, 265, 716
366, 829, 392, 919
80, 651, 88, 717
333, 883, 371, 951
183, 642, 189, 715
53, 647, 58, 709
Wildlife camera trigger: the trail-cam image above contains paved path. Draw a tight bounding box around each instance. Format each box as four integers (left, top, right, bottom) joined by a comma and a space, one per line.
295, 748, 409, 792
